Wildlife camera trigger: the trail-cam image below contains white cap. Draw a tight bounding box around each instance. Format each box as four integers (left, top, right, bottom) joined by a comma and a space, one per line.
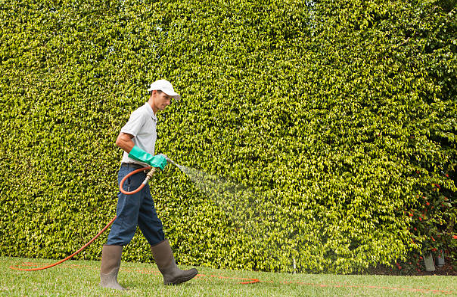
147, 79, 181, 100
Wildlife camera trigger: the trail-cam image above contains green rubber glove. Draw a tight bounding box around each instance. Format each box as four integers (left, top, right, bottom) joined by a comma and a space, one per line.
128, 146, 167, 170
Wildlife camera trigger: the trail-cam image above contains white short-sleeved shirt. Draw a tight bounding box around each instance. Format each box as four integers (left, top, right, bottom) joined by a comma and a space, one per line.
120, 103, 157, 165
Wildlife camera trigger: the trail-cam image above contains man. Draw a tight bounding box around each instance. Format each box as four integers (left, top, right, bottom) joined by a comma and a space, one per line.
100, 80, 198, 290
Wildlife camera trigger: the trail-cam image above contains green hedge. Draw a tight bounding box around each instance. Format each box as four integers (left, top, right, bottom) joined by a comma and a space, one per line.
0, 0, 455, 273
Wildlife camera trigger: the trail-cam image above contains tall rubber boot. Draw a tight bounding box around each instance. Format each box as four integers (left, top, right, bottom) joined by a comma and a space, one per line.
151, 239, 198, 285
100, 245, 126, 290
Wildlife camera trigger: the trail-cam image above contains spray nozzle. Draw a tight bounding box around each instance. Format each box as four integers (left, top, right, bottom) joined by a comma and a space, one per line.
159, 154, 172, 162
159, 154, 178, 167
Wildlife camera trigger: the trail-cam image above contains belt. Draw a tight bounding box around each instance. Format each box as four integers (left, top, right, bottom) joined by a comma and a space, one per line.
121, 162, 147, 169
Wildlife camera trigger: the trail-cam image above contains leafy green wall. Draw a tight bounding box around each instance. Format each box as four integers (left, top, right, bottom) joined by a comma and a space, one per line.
0, 0, 455, 273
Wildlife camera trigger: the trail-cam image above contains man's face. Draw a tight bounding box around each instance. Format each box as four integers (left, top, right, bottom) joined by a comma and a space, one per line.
152, 90, 172, 111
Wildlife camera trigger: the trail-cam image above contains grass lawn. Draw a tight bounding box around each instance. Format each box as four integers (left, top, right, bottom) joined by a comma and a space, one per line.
1, 256, 455, 296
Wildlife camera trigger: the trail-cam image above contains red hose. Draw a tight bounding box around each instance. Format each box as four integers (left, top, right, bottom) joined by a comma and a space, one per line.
10, 216, 117, 271
11, 167, 152, 271
119, 166, 152, 195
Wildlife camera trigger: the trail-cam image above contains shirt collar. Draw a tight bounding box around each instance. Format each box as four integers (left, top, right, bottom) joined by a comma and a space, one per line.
144, 103, 157, 121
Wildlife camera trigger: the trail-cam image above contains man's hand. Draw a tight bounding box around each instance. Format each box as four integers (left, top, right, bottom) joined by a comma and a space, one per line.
149, 155, 167, 171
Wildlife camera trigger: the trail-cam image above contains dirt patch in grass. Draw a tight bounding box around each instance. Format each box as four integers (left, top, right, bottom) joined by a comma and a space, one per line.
367, 261, 456, 276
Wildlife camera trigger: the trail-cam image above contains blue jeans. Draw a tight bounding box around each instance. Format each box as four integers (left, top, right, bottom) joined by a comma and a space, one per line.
106, 164, 165, 246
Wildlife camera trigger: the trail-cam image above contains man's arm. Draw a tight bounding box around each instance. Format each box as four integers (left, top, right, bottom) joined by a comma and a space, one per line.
116, 132, 135, 153
116, 132, 167, 170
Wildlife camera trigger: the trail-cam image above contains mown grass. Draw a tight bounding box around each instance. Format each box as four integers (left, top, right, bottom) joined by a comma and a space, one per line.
1, 256, 455, 296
